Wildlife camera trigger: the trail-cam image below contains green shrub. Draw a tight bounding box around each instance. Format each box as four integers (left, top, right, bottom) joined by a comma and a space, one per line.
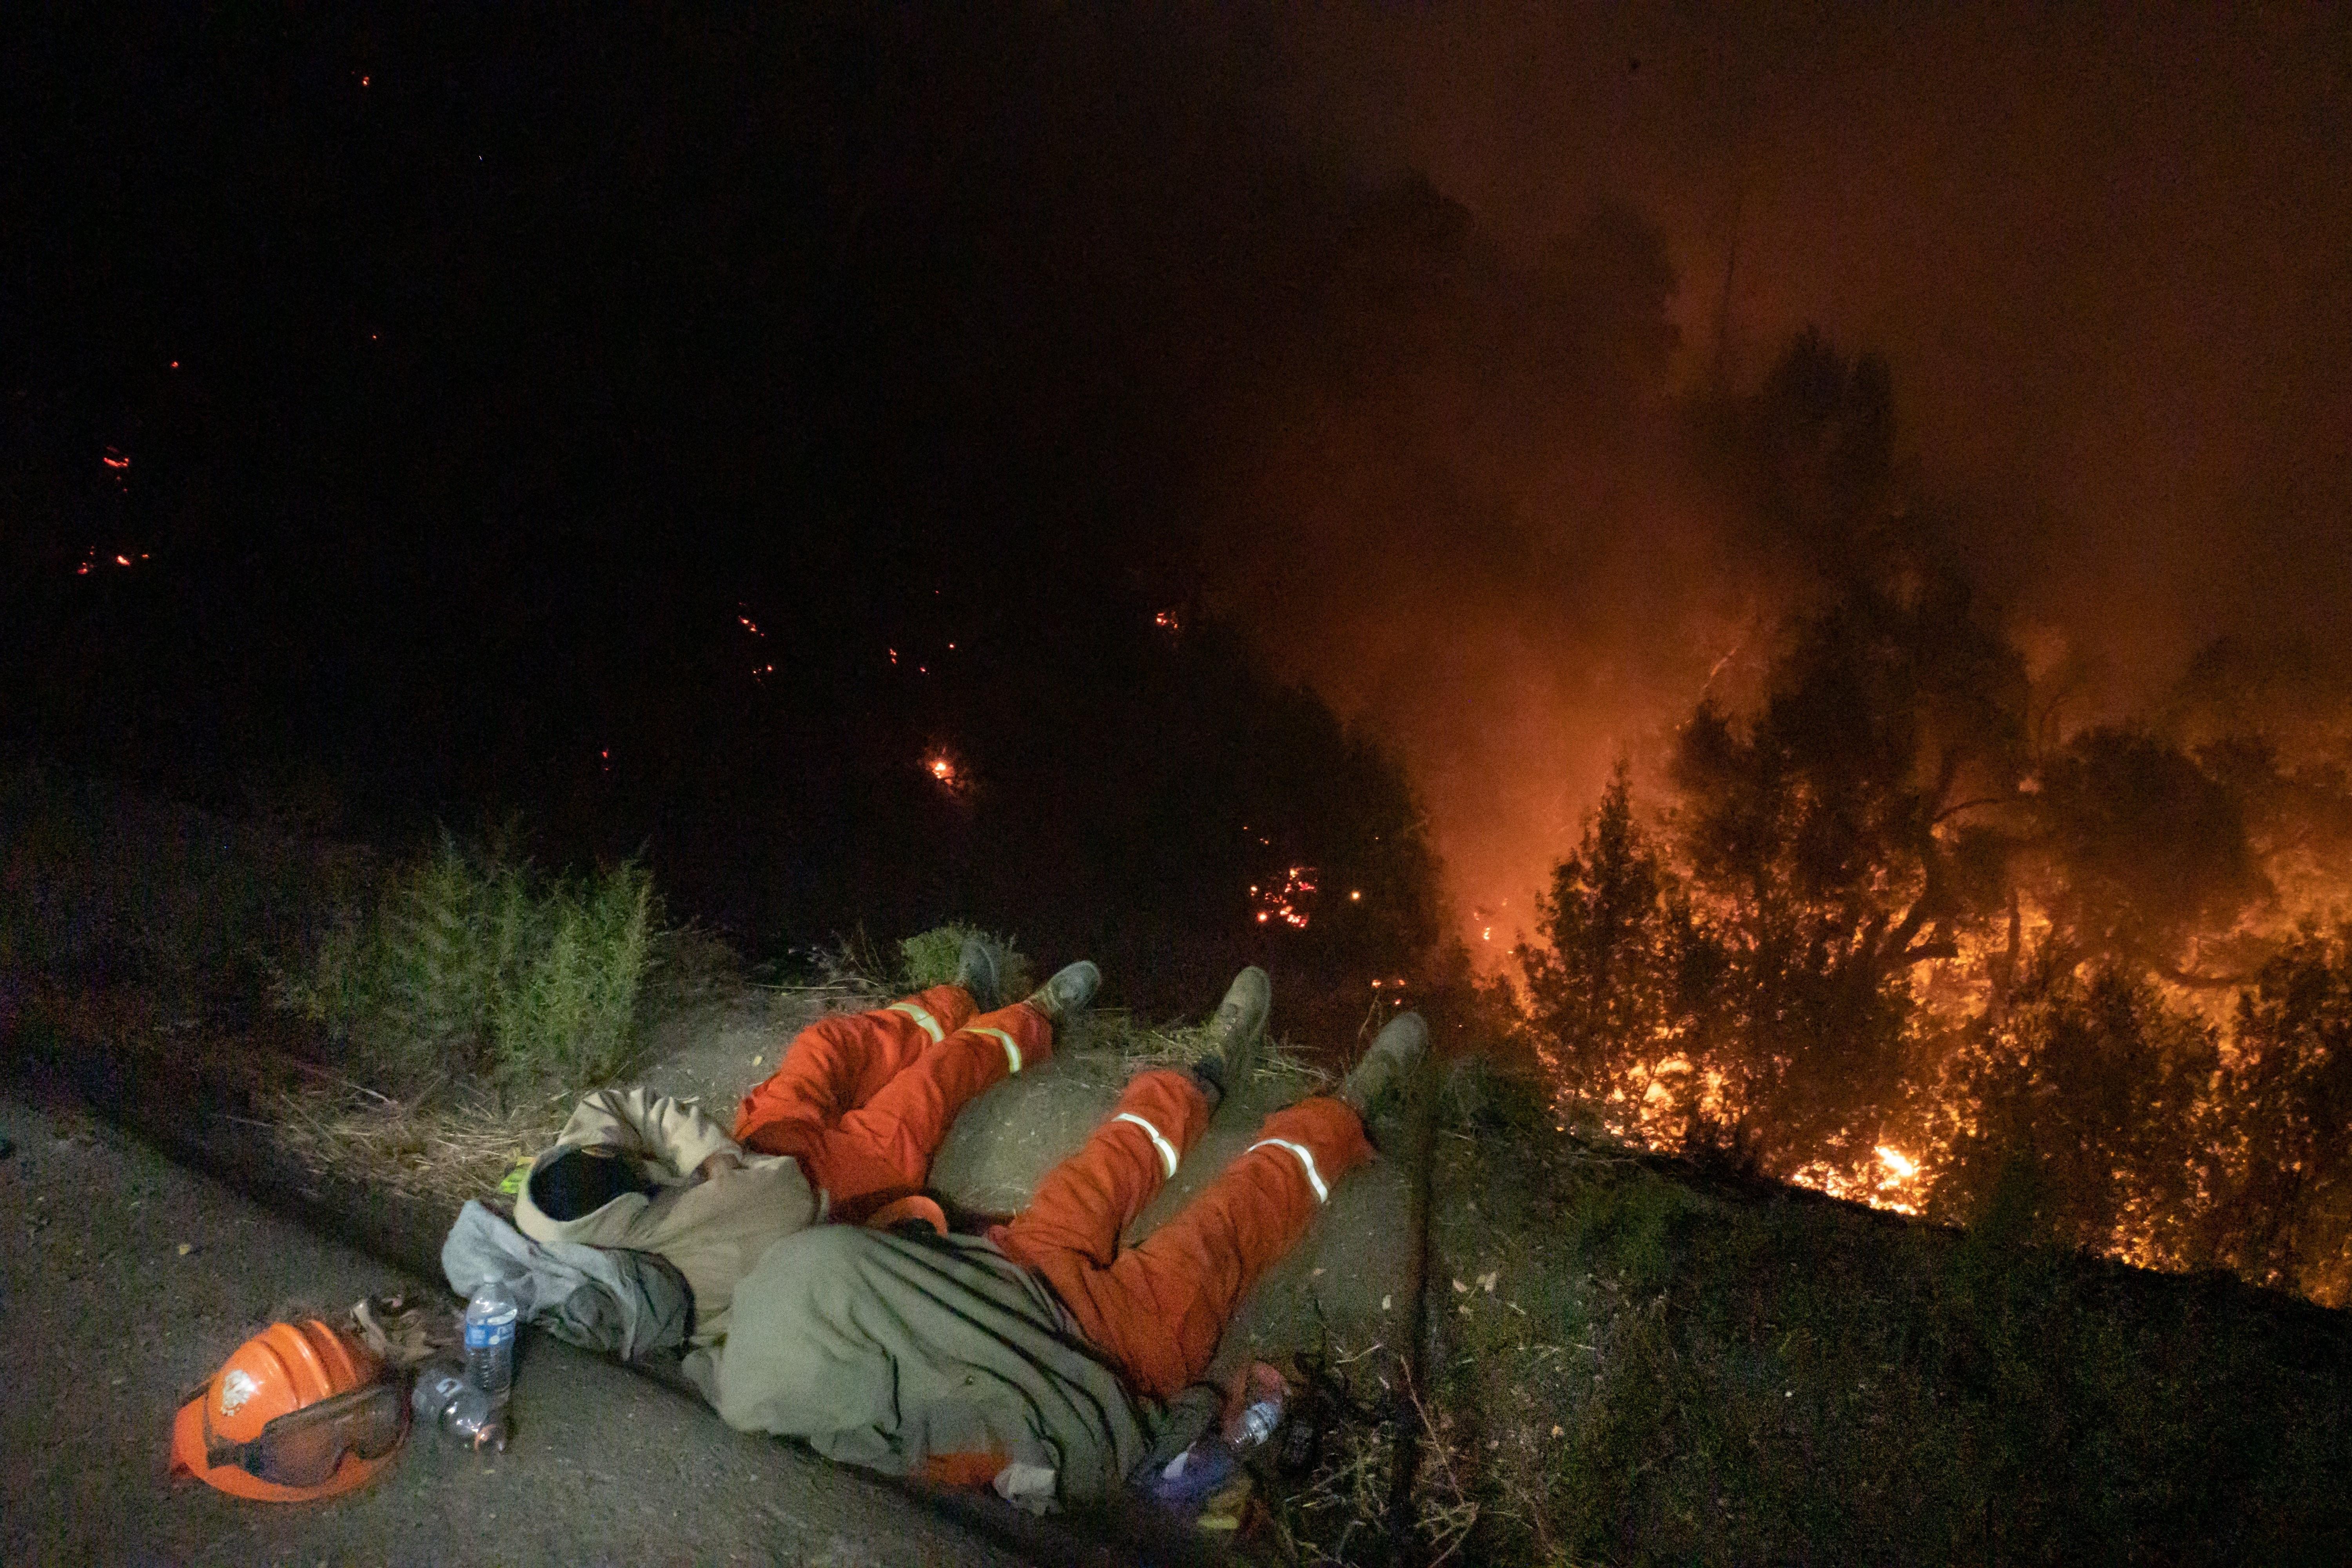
278, 833, 657, 1100
897, 923, 1033, 1004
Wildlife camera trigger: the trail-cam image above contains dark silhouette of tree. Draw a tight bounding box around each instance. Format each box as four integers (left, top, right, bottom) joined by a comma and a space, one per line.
1666, 568, 2031, 1166
1697, 326, 1903, 571
2157, 637, 2352, 961
1531, 200, 1681, 394
2031, 726, 2270, 984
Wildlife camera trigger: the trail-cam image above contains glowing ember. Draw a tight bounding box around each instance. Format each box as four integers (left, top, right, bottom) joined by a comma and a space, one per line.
1875, 1146, 1918, 1180
1154, 609, 1182, 632
1250, 865, 1317, 929
75, 546, 147, 577
928, 755, 955, 783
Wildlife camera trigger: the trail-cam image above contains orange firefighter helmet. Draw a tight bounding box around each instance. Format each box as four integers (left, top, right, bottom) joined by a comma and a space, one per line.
170, 1319, 407, 1501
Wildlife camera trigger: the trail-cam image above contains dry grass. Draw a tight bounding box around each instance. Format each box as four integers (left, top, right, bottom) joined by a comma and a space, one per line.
1266, 1335, 1503, 1568
261, 1080, 571, 1209
1057, 1009, 1337, 1095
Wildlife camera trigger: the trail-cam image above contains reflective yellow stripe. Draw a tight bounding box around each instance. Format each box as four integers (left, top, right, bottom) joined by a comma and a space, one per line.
970, 1026, 1024, 1075
888, 1001, 945, 1044
1249, 1137, 1330, 1203
1114, 1112, 1180, 1178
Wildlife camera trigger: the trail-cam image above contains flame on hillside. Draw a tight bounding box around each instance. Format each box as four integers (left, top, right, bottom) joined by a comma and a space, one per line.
1251, 865, 1317, 929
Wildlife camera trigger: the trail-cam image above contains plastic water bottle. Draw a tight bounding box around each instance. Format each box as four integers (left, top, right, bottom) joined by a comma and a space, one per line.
1232, 1395, 1283, 1452
463, 1280, 519, 1406
412, 1359, 508, 1452
1146, 1379, 1288, 1515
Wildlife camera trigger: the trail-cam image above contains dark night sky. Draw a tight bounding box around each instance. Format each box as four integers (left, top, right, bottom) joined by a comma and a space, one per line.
7, 4, 2348, 955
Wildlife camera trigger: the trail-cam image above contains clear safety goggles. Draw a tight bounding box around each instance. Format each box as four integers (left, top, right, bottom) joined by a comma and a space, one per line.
196, 1376, 409, 1487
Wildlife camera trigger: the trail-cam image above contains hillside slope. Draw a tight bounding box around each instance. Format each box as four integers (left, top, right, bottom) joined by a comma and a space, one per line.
1406, 1073, 2351, 1566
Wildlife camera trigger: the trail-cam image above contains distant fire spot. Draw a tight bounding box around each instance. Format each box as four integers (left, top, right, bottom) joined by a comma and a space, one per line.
75, 546, 147, 577
924, 750, 970, 796
1251, 866, 1317, 929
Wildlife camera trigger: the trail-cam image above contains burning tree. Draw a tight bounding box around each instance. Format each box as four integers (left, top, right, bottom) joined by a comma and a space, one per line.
2202, 925, 2352, 1302
1514, 767, 1706, 1140
1502, 329, 2352, 1303
1662, 566, 2029, 1175
1927, 950, 2224, 1269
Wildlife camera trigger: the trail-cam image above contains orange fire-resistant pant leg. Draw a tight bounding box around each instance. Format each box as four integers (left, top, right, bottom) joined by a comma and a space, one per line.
733, 984, 976, 1139
737, 994, 1054, 1218
997, 1077, 1375, 1402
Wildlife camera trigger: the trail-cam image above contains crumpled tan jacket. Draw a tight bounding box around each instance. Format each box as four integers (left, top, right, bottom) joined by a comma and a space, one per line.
512, 1086, 820, 1345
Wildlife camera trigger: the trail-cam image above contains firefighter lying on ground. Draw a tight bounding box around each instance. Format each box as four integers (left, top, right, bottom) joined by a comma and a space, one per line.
511, 938, 1073, 1345
514, 944, 1428, 1512
709, 969, 1423, 1511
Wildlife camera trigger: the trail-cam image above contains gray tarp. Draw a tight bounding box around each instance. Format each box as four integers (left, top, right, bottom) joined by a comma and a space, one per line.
441, 1198, 691, 1361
